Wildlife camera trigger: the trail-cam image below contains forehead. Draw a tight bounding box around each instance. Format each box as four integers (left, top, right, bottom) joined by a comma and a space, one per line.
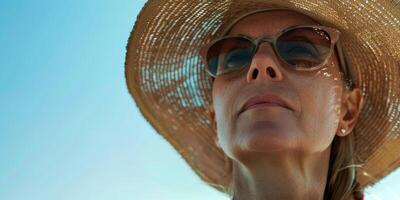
228, 10, 321, 36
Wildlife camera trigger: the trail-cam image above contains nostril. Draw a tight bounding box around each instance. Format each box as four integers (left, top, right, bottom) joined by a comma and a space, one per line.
267, 66, 276, 78
252, 68, 259, 79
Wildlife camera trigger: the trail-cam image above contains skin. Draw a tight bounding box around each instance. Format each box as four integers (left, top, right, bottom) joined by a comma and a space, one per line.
208, 10, 365, 200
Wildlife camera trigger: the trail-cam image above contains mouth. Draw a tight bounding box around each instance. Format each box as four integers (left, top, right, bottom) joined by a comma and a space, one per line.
238, 93, 292, 116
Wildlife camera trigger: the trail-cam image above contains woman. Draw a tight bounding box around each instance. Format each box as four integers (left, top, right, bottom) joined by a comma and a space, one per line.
207, 9, 364, 200
125, 1, 400, 200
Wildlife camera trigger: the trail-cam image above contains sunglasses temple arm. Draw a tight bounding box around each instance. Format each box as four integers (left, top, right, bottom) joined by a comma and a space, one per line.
335, 40, 355, 89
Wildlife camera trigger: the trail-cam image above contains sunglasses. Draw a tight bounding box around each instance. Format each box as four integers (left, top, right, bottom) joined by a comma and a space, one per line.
200, 24, 354, 88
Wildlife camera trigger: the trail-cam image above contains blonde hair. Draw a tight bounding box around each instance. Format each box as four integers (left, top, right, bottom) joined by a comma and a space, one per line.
325, 129, 364, 200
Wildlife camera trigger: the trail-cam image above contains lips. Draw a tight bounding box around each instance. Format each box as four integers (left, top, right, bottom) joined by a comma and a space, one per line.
238, 93, 292, 115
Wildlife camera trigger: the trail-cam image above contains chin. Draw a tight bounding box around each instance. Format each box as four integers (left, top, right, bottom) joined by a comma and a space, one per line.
233, 123, 297, 153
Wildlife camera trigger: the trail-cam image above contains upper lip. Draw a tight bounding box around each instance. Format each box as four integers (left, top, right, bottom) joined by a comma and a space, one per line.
238, 93, 293, 115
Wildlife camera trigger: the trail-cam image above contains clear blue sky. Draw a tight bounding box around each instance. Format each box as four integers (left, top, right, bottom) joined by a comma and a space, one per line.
0, 1, 399, 200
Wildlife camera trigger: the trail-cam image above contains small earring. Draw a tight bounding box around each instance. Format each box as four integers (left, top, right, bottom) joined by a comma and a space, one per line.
215, 139, 221, 149
340, 128, 347, 134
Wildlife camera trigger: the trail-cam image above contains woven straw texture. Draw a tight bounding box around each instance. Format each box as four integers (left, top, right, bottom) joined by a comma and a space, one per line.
125, 0, 400, 194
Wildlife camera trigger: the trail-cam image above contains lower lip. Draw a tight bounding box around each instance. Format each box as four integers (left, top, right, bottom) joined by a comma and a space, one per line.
244, 103, 285, 112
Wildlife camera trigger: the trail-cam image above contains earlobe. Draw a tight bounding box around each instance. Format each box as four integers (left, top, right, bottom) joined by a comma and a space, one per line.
207, 105, 217, 131
214, 137, 222, 149
207, 105, 221, 149
338, 88, 365, 136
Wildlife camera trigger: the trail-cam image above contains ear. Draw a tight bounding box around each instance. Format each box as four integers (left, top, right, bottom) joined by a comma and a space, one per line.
337, 88, 365, 137
207, 105, 221, 148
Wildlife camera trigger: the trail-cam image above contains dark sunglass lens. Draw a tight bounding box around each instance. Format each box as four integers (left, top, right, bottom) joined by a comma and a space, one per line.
207, 37, 254, 76
277, 27, 331, 69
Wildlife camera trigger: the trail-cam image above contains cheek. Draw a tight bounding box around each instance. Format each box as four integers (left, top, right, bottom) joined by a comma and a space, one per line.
212, 80, 233, 120
298, 65, 343, 150
211, 79, 240, 153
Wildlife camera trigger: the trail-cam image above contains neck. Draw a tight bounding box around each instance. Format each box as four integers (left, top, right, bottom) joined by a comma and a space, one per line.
231, 146, 331, 200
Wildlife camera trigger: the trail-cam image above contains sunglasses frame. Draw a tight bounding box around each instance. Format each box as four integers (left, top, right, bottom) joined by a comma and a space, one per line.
200, 24, 355, 89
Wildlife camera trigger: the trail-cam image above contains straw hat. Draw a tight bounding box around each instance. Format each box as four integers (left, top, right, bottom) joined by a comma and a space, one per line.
125, 0, 400, 194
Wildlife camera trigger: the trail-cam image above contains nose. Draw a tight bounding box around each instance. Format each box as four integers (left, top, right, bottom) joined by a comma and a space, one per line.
246, 44, 284, 83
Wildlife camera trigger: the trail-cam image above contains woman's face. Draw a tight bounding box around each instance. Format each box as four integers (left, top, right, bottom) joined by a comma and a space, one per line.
211, 10, 347, 159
